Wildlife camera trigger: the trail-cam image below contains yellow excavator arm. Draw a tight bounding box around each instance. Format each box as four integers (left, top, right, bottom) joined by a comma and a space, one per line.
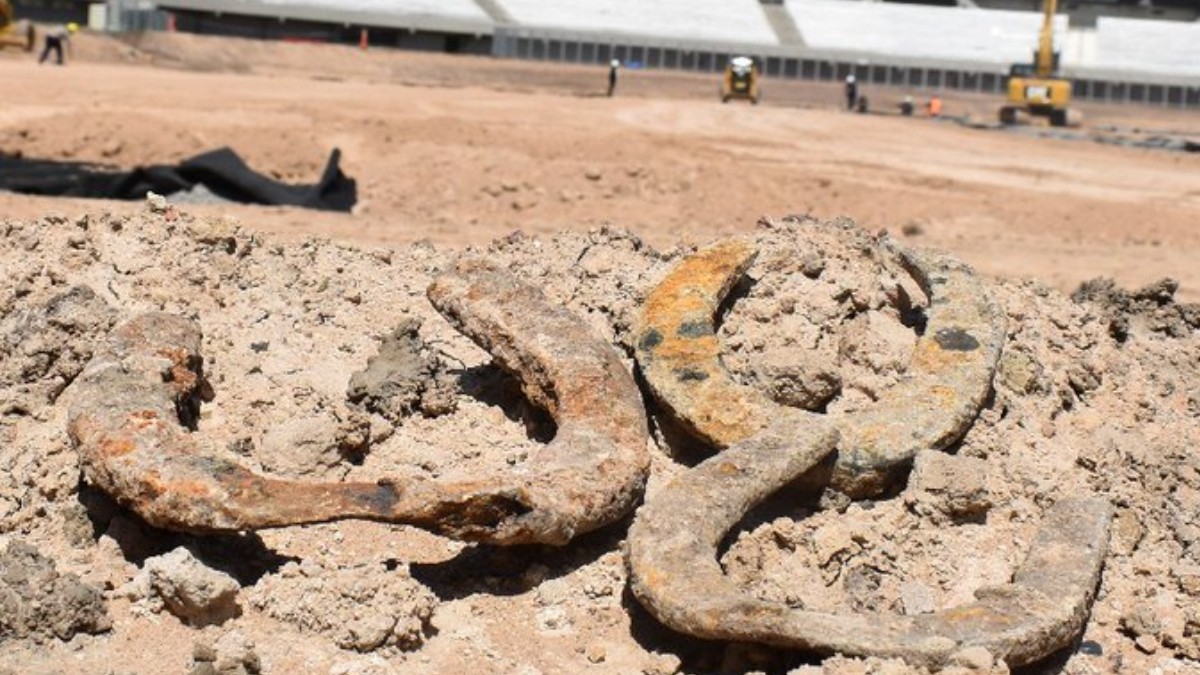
1036, 0, 1058, 78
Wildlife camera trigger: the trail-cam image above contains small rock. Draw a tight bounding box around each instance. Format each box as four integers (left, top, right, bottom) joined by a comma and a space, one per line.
899, 581, 936, 616
193, 640, 218, 662
905, 451, 991, 522
584, 168, 603, 181
585, 642, 606, 664
143, 547, 240, 626
1120, 603, 1164, 639
250, 561, 436, 652
998, 349, 1046, 395
950, 645, 994, 670
797, 251, 826, 278
642, 652, 682, 675
146, 191, 169, 213
1135, 634, 1159, 654
214, 629, 262, 674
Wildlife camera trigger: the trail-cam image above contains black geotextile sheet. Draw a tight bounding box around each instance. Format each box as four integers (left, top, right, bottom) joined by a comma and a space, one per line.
0, 147, 356, 212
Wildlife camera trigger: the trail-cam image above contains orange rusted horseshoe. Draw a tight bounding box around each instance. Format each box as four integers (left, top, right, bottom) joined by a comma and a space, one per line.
69, 262, 649, 546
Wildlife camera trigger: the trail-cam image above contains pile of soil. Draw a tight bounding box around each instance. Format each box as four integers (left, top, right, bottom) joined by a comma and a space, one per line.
0, 203, 1197, 674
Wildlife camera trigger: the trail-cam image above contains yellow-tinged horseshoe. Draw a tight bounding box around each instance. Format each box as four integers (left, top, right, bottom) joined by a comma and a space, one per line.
634, 237, 1006, 496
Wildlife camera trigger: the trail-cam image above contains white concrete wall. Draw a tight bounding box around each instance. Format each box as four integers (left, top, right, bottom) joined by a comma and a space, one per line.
1094, 17, 1200, 76
785, 0, 1066, 66
234, 0, 489, 22
495, 0, 779, 46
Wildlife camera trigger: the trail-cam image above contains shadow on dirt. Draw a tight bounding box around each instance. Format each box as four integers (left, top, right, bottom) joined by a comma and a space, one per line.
77, 483, 295, 585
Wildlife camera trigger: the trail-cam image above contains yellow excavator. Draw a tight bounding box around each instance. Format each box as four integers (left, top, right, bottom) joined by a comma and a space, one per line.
999, 0, 1081, 127
721, 56, 761, 105
0, 0, 36, 51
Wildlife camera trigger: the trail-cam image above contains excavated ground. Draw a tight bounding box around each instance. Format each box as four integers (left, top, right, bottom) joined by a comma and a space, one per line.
1, 29, 1199, 675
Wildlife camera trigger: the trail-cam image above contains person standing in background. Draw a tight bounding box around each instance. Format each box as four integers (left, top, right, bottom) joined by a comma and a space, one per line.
927, 93, 943, 118
38, 22, 77, 66
608, 59, 620, 97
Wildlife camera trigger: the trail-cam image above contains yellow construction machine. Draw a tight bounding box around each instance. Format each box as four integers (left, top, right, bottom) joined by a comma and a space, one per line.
721, 56, 761, 105
999, 0, 1080, 127
0, 0, 35, 51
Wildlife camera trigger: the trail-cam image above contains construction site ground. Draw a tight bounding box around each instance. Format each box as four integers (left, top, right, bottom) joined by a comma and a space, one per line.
1, 30, 1200, 675
2, 30, 1199, 300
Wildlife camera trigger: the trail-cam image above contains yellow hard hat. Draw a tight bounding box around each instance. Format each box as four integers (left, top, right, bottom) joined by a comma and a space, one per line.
67, 22, 80, 33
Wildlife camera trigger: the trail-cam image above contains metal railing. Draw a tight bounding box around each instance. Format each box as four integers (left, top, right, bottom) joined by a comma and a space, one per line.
491, 25, 1200, 109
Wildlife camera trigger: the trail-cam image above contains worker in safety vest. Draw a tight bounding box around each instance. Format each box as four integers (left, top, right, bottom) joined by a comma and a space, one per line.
927, 94, 943, 118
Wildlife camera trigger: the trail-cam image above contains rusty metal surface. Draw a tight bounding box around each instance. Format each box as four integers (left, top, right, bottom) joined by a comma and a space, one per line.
633, 240, 771, 449
628, 237, 1108, 667
426, 259, 650, 545
634, 238, 1006, 497
833, 240, 1007, 496
626, 416, 1112, 668
68, 263, 649, 545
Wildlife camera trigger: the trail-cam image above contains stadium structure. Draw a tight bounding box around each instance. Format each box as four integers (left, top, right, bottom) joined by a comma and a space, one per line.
17, 0, 1200, 108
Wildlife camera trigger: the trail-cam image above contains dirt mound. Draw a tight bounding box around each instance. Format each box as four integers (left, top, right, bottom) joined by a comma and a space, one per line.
0, 203, 1197, 673
0, 539, 111, 643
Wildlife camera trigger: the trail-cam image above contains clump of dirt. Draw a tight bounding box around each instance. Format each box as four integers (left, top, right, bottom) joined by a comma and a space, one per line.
0, 539, 111, 642
190, 629, 263, 675
1072, 276, 1200, 341
249, 559, 437, 653
133, 547, 242, 627
0, 281, 117, 417
0, 204, 1197, 674
346, 318, 458, 424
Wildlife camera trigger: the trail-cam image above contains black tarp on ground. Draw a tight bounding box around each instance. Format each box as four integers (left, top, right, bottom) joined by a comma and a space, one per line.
0, 147, 356, 212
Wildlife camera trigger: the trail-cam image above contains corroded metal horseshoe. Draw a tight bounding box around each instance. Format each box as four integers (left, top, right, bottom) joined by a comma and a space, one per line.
634, 238, 1007, 497
628, 238, 1111, 667
68, 262, 648, 545
627, 421, 1112, 669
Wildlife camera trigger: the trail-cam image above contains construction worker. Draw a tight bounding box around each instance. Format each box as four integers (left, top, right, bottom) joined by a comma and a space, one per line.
927, 93, 943, 118
38, 22, 77, 66
845, 75, 858, 111
607, 59, 620, 97
899, 95, 915, 116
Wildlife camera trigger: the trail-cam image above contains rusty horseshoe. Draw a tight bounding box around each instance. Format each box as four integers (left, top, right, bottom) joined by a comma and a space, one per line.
633, 237, 1007, 497
627, 237, 1112, 668
627, 419, 1112, 668
68, 261, 649, 545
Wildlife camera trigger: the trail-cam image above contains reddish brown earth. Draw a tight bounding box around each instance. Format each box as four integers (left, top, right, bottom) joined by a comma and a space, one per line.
1, 30, 1199, 675
2, 30, 1199, 300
